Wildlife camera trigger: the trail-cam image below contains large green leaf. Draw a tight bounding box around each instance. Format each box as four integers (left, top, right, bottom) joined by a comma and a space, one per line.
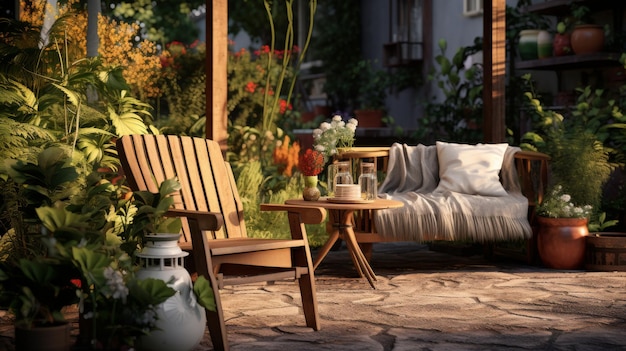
108, 107, 149, 136
36, 205, 90, 232
51, 83, 81, 108
193, 276, 216, 312
18, 259, 56, 284
71, 247, 110, 285
129, 278, 176, 306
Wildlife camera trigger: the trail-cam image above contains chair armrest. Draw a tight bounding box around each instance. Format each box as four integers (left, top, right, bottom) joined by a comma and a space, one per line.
259, 204, 327, 224
166, 208, 224, 231
514, 150, 550, 210
514, 150, 551, 163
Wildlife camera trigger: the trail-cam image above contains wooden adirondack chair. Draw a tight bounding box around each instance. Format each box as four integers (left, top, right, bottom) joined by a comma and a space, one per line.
116, 134, 326, 351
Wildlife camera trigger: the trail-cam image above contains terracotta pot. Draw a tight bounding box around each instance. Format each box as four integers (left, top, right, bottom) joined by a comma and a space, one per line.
313, 105, 332, 118
301, 111, 316, 123
353, 109, 384, 128
537, 216, 588, 270
553, 32, 572, 56
571, 25, 605, 54
15, 322, 72, 351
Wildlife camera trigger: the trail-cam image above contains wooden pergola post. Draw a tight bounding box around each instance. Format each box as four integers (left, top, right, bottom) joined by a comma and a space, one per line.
482, 0, 506, 143
205, 0, 229, 151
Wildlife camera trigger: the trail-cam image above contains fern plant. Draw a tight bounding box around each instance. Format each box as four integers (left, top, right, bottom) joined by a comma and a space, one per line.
0, 16, 151, 171
520, 75, 621, 222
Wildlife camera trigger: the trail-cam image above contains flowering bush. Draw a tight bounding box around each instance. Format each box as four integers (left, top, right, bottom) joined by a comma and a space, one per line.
312, 115, 358, 160
155, 40, 207, 135
226, 43, 298, 169
227, 43, 296, 131
298, 149, 325, 176
272, 135, 301, 176
536, 185, 593, 218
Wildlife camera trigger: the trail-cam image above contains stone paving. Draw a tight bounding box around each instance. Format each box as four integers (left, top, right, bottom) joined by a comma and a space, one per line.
2, 242, 626, 350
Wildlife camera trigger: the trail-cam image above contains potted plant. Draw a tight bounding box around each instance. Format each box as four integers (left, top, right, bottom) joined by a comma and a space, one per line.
352, 60, 392, 128
553, 21, 573, 56
0, 146, 218, 350
520, 76, 626, 268
569, 4, 605, 54
521, 78, 619, 214
534, 185, 593, 269
507, 1, 551, 61
0, 147, 82, 350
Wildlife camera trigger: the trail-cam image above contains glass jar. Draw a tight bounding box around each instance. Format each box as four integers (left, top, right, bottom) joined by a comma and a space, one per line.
358, 162, 377, 200
326, 162, 338, 197
333, 161, 353, 190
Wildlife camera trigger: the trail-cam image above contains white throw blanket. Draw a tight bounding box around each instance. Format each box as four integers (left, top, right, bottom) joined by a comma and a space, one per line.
374, 143, 532, 242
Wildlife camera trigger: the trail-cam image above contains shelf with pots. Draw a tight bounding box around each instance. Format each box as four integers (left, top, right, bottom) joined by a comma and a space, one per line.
516, 52, 623, 71
517, 1, 624, 68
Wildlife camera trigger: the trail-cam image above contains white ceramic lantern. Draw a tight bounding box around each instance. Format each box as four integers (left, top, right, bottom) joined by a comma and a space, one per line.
136, 233, 206, 351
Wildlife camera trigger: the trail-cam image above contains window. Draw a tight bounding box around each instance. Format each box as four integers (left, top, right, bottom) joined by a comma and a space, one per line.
463, 0, 483, 17
384, 0, 424, 67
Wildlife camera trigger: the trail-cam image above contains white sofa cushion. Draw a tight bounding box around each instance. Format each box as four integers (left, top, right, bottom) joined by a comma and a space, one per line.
434, 141, 508, 197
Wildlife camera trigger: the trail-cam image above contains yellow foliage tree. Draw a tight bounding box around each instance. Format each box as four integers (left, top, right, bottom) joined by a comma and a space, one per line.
19, 0, 160, 100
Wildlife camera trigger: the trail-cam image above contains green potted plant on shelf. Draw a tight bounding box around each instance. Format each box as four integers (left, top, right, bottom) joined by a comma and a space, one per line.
569, 4, 605, 54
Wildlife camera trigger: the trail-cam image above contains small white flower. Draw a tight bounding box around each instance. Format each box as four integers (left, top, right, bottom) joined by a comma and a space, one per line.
332, 115, 342, 122
560, 194, 571, 202
103, 266, 129, 302
320, 122, 331, 131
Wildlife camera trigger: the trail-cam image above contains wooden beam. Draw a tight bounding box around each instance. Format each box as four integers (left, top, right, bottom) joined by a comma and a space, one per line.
482, 0, 506, 143
205, 0, 228, 151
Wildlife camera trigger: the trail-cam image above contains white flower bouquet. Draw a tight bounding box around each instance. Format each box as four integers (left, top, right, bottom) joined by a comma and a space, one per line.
536, 185, 592, 218
312, 115, 358, 160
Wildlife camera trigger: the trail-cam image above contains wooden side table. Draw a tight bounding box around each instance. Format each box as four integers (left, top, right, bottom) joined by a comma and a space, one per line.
285, 198, 403, 289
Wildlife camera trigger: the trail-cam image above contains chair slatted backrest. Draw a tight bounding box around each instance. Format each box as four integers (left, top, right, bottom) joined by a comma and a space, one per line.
117, 135, 247, 248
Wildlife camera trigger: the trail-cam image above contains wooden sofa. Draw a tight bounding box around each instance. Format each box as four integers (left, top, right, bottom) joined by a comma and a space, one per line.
335, 143, 550, 264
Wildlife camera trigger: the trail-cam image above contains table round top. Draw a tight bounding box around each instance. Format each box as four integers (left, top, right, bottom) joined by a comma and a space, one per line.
286, 197, 403, 211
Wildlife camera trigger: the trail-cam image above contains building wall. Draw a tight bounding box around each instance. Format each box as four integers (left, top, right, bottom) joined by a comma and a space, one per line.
359, 0, 518, 132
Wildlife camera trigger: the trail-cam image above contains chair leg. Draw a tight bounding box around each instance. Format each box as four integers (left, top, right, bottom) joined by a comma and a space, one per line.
298, 270, 320, 331
205, 272, 230, 351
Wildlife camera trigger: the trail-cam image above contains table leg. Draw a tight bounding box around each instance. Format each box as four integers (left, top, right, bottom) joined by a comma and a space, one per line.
339, 210, 377, 289
343, 228, 377, 288
313, 230, 339, 270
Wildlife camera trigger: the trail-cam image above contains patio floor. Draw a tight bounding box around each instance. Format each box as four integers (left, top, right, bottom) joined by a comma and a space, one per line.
2, 241, 626, 350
